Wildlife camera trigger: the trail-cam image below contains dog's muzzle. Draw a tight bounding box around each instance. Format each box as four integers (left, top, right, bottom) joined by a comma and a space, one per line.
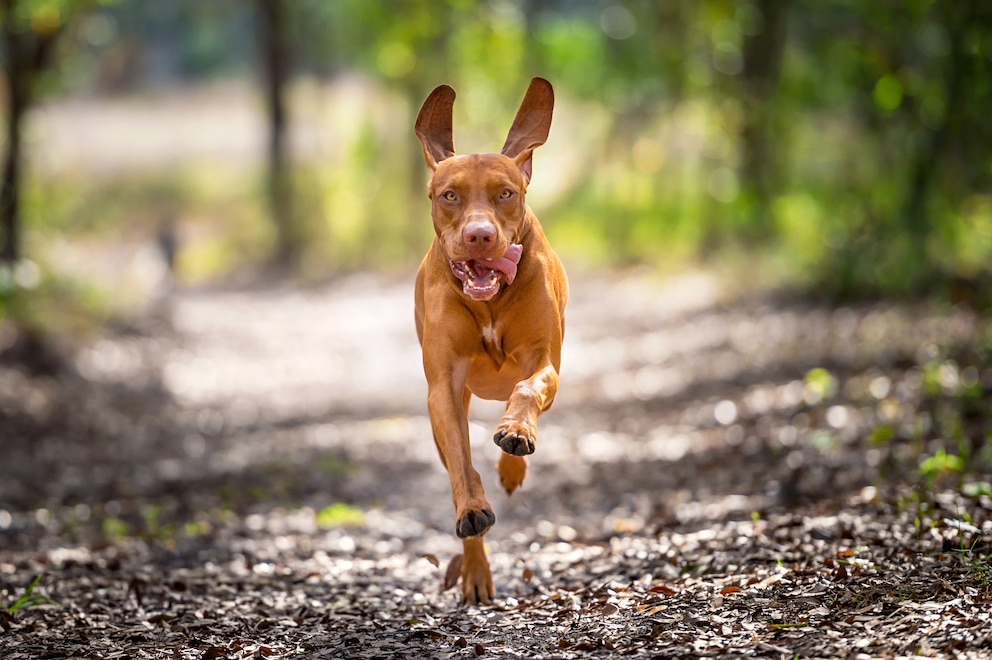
450, 243, 523, 301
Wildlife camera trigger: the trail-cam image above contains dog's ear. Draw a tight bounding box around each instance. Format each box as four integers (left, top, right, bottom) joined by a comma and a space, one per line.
501, 77, 554, 182
415, 84, 457, 172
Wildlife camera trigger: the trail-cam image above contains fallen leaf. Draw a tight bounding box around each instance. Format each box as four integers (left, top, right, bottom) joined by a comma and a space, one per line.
423, 553, 440, 568
443, 554, 463, 591
720, 585, 741, 595
636, 603, 667, 616
405, 630, 446, 642
769, 620, 809, 630
522, 567, 534, 583
146, 613, 174, 625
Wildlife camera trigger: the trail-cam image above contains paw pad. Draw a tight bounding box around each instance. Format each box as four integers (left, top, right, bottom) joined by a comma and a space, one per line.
494, 429, 535, 456
456, 508, 496, 538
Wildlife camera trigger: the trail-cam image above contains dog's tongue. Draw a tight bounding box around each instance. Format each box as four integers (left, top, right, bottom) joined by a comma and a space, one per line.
473, 243, 523, 284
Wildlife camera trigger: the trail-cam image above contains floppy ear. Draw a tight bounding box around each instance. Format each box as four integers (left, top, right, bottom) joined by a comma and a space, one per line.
500, 77, 554, 181
414, 84, 457, 171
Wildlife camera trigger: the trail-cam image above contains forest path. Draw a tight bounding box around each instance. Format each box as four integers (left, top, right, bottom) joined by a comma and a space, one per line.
2, 270, 990, 658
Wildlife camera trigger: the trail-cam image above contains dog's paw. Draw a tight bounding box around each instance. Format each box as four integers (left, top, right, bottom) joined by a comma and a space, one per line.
455, 508, 496, 538
494, 428, 536, 456
443, 551, 494, 605
462, 565, 494, 605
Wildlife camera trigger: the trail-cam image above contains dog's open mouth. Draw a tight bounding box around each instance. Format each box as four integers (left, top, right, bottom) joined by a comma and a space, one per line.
450, 243, 523, 301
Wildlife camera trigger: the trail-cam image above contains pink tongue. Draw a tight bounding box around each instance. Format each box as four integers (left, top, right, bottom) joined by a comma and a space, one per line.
474, 243, 523, 284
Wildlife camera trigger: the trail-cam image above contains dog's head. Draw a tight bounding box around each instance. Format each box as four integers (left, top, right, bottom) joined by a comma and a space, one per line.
415, 78, 554, 301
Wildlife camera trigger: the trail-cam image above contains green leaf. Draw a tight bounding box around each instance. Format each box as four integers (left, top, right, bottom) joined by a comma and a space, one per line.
869, 425, 896, 444
102, 516, 129, 539
804, 367, 837, 402
316, 503, 365, 528
6, 574, 59, 614
873, 74, 903, 111
962, 481, 992, 498
919, 448, 965, 478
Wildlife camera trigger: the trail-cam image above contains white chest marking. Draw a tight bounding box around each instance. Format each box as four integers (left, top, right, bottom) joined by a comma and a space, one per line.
482, 324, 498, 345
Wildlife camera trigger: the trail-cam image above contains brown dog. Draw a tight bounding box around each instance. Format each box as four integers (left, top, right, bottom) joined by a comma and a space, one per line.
413, 77, 567, 604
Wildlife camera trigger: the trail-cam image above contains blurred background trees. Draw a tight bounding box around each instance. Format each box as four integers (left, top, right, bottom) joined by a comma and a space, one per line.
1, 0, 80, 267
1, 0, 991, 329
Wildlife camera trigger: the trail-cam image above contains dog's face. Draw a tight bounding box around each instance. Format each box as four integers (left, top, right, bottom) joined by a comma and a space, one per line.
425, 154, 528, 300
415, 79, 553, 301
427, 153, 527, 263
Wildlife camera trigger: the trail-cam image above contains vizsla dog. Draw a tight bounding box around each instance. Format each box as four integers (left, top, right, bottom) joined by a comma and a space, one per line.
414, 77, 567, 604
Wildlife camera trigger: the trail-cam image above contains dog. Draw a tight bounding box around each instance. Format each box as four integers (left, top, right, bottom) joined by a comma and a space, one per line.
413, 77, 567, 604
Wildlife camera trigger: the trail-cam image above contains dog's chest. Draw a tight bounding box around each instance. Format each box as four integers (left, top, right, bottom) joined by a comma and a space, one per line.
467, 325, 525, 401
480, 322, 506, 365
482, 324, 498, 345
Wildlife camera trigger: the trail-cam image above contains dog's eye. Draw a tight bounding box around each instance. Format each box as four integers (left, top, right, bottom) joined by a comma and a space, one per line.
499, 189, 514, 199
442, 191, 458, 202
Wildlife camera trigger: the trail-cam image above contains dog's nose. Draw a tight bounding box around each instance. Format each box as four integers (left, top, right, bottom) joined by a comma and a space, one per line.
463, 218, 497, 245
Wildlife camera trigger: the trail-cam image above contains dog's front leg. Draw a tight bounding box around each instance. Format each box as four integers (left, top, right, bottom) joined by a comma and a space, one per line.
493, 356, 560, 457
426, 364, 496, 604
427, 371, 496, 537
459, 536, 494, 605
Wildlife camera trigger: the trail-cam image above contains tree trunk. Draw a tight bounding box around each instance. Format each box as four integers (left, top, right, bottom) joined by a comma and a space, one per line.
738, 0, 789, 242
1, 0, 26, 266
1, 0, 61, 269
901, 0, 975, 287
257, 0, 298, 268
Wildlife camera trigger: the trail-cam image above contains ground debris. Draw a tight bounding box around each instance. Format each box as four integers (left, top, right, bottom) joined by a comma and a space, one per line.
2, 493, 988, 657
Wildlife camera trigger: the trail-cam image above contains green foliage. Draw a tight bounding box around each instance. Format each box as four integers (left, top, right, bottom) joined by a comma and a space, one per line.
962, 481, 992, 498
315, 502, 364, 528
804, 367, 838, 402
869, 425, 896, 445
0, 260, 110, 337
919, 448, 965, 480
101, 516, 128, 540
2, 0, 111, 30
5, 574, 59, 614
5, 0, 992, 315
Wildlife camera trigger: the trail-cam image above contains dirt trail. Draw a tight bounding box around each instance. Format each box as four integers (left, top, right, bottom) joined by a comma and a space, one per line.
2, 270, 990, 658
